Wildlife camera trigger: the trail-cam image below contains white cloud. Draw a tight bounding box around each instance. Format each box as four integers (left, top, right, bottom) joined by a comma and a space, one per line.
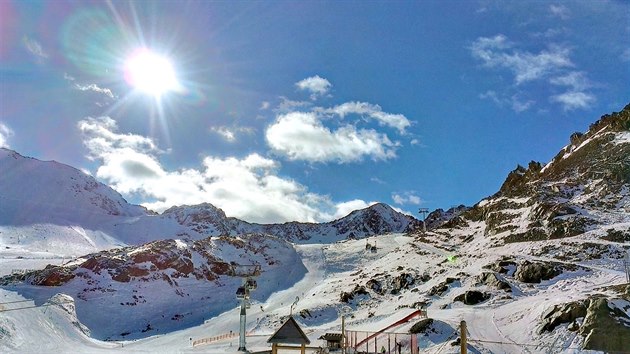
78, 117, 160, 158
296, 75, 332, 100
74, 83, 115, 99
275, 96, 312, 113
0, 122, 14, 148
260, 101, 270, 110
479, 90, 534, 113
22, 36, 48, 59
473, 37, 596, 113
212, 127, 236, 142
78, 116, 372, 223
471, 34, 573, 84
479, 90, 503, 105
370, 177, 386, 185
325, 101, 411, 134
549, 4, 570, 20
392, 192, 422, 205
511, 95, 535, 113
550, 91, 596, 111
549, 71, 590, 91
211, 126, 255, 142
265, 112, 397, 163
549, 71, 595, 111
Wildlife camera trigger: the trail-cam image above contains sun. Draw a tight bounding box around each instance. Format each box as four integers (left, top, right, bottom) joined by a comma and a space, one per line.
124, 48, 180, 97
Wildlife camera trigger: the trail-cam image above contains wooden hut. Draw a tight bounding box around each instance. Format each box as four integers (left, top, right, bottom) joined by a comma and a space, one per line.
267, 317, 311, 354
319, 333, 343, 351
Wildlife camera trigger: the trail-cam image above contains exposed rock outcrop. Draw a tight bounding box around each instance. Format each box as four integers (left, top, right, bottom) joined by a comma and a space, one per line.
453, 290, 490, 305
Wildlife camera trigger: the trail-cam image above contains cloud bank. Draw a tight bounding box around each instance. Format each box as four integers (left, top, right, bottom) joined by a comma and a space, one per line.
78, 116, 372, 223
266, 76, 412, 163
265, 112, 397, 163
471, 34, 596, 112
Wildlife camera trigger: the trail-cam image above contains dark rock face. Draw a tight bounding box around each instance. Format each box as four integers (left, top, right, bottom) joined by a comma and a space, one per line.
514, 261, 561, 284
453, 290, 490, 305
483, 259, 517, 275
538, 293, 630, 353
424, 205, 470, 230
602, 228, 630, 243
391, 273, 415, 294
340, 285, 369, 303
476, 272, 511, 292
428, 277, 459, 297
409, 318, 434, 334
539, 300, 588, 333
450, 104, 630, 244
580, 298, 630, 352
31, 265, 77, 286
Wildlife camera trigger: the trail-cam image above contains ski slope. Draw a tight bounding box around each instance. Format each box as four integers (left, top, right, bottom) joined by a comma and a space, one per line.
1, 233, 627, 353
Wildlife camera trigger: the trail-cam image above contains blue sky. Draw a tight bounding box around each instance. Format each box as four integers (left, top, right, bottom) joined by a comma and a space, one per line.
1, 0, 629, 223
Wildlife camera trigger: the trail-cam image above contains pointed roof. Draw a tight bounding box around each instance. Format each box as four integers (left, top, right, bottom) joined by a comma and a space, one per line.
267, 316, 310, 345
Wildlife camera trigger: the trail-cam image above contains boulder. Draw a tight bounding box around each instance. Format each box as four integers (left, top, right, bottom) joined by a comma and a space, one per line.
427, 277, 459, 296
514, 261, 561, 283
539, 300, 588, 333
453, 290, 490, 305
580, 298, 630, 352
476, 272, 511, 292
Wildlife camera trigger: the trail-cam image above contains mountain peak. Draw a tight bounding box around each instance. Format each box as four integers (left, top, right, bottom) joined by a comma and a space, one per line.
0, 148, 148, 226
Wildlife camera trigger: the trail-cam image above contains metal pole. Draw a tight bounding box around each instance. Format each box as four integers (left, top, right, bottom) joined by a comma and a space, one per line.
238, 300, 246, 351
418, 208, 429, 233
460, 320, 467, 354
341, 316, 345, 354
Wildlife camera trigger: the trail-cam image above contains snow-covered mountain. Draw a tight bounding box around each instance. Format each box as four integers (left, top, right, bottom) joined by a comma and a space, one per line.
162, 201, 420, 243
1, 104, 629, 353
0, 149, 149, 227
2, 233, 306, 340
0, 148, 419, 249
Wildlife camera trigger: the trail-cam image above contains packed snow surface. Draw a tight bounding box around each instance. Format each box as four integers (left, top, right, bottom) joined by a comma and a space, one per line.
2, 232, 627, 353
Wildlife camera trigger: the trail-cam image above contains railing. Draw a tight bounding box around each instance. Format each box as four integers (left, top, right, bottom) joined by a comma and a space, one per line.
192, 331, 239, 347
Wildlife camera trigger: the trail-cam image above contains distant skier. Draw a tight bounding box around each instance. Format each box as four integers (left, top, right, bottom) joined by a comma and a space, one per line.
260, 305, 264, 312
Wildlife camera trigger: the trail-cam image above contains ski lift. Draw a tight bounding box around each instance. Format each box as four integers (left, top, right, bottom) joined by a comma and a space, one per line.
245, 278, 257, 291
236, 286, 247, 299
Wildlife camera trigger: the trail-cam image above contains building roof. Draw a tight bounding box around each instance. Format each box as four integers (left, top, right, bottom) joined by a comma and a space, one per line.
267, 317, 311, 345
318, 333, 343, 341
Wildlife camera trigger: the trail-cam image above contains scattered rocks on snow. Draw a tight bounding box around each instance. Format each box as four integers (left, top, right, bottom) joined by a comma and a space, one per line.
514, 261, 562, 284
539, 295, 630, 353
453, 290, 490, 305
427, 277, 459, 297
539, 300, 588, 333
483, 258, 517, 276
475, 272, 511, 292
340, 285, 369, 303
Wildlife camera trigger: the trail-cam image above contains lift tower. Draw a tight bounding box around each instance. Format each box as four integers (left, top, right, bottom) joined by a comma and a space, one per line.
233, 264, 261, 352
418, 208, 429, 233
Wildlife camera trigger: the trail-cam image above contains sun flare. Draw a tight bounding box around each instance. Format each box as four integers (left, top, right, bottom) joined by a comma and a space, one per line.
124, 48, 180, 97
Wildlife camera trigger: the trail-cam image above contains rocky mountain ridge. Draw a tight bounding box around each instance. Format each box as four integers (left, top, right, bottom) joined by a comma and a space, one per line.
162, 201, 420, 243
0, 148, 419, 247
429, 103, 630, 244
2, 233, 306, 340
